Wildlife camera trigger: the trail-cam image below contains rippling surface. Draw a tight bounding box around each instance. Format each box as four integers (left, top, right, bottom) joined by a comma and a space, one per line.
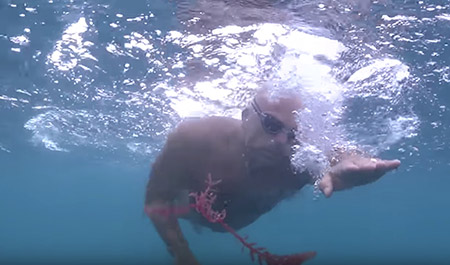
1, 0, 449, 264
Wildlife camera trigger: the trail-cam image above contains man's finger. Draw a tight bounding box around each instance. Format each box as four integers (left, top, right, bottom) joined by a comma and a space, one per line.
319, 174, 334, 198
386, 159, 401, 169
376, 159, 401, 171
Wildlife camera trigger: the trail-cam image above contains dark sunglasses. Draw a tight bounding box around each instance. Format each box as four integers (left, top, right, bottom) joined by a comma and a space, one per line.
251, 100, 297, 141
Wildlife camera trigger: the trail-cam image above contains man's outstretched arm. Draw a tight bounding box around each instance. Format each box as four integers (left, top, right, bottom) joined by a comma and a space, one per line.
319, 152, 401, 197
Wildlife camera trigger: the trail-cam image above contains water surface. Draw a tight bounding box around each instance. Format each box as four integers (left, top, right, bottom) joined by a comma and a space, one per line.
1, 0, 449, 264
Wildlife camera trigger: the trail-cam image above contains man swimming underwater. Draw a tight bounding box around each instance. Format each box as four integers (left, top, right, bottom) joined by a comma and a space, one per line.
144, 89, 400, 265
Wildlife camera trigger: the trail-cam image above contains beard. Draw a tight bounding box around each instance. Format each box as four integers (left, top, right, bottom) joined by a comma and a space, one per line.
245, 145, 294, 178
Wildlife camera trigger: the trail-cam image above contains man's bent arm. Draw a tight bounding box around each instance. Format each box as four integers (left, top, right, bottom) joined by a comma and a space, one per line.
145, 131, 200, 265
145, 199, 198, 264
145, 184, 199, 265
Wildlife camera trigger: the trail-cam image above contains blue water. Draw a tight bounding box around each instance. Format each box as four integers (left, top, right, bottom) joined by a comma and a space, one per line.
1, 0, 449, 265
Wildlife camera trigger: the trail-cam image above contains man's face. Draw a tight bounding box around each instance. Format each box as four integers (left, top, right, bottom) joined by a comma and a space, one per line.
242, 93, 302, 166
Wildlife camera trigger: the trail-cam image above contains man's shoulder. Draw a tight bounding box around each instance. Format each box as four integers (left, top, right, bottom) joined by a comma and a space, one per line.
164, 116, 240, 142
175, 116, 241, 134
164, 115, 243, 154
180, 116, 239, 124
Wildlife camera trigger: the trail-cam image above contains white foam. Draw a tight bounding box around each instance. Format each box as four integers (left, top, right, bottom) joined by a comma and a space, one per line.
48, 17, 95, 71
347, 58, 408, 83
212, 25, 257, 36
0, 144, 11, 153
124, 32, 154, 52
383, 115, 420, 148
292, 143, 329, 177
436, 14, 450, 21
10, 35, 30, 46
41, 137, 68, 152
163, 22, 347, 122
381, 15, 418, 21
24, 109, 90, 152
0, 95, 18, 101
276, 26, 346, 61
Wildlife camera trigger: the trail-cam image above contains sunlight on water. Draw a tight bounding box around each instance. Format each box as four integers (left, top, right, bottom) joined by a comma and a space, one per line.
48, 17, 93, 72
0, 143, 11, 153
20, 7, 419, 173
0, 0, 445, 168
0, 1, 450, 265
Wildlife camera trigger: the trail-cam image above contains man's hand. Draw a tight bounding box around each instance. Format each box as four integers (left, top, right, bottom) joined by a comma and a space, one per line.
319, 156, 401, 197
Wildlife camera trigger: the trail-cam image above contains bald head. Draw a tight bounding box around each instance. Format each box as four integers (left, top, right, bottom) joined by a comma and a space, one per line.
253, 89, 303, 130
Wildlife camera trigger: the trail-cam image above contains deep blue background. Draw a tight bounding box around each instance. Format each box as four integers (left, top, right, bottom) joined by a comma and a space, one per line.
1, 0, 449, 265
